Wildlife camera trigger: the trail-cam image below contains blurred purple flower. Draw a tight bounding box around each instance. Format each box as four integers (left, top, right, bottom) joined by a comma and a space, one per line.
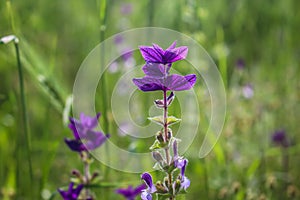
121, 49, 133, 61
121, 3, 133, 15
68, 113, 100, 138
141, 173, 156, 200
133, 74, 196, 92
108, 62, 119, 73
114, 35, 124, 45
58, 182, 83, 200
272, 129, 289, 148
139, 41, 188, 65
236, 58, 245, 70
65, 113, 109, 152
116, 184, 146, 200
242, 83, 254, 99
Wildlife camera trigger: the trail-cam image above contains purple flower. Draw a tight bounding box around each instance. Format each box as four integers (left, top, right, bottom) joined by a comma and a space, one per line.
120, 3, 133, 15
242, 83, 254, 99
58, 182, 83, 200
133, 74, 196, 92
139, 41, 188, 65
173, 159, 190, 192
121, 49, 133, 62
236, 58, 245, 70
141, 173, 156, 200
65, 113, 109, 152
68, 113, 100, 138
114, 35, 124, 45
116, 184, 146, 200
272, 129, 289, 148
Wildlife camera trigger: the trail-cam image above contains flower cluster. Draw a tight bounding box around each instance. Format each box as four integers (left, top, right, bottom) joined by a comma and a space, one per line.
58, 113, 109, 200
133, 41, 196, 200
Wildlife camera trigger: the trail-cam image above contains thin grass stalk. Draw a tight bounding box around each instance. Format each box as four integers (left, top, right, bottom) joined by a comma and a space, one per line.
98, 0, 111, 198
14, 39, 33, 197
148, 0, 155, 26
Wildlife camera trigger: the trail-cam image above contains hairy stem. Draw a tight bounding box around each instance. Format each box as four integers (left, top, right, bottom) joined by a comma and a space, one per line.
163, 90, 174, 200
84, 158, 91, 198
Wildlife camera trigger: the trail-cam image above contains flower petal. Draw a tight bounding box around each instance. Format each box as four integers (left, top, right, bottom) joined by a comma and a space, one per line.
166, 74, 196, 91
181, 176, 190, 190
64, 138, 85, 152
164, 46, 188, 63
115, 186, 133, 197
142, 63, 170, 78
84, 131, 109, 150
134, 184, 147, 195
132, 77, 164, 92
141, 172, 154, 189
166, 41, 177, 51
80, 113, 100, 129
141, 191, 152, 200
152, 43, 165, 56
139, 46, 163, 63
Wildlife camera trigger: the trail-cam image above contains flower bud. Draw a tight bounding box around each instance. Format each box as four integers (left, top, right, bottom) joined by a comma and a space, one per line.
152, 151, 164, 163
90, 172, 99, 182
155, 181, 168, 193
154, 99, 164, 108
167, 128, 172, 140
156, 131, 165, 143
163, 177, 170, 188
0, 35, 17, 44
166, 92, 175, 106
173, 179, 181, 194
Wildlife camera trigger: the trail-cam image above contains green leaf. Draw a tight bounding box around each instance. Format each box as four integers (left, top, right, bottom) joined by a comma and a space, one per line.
149, 140, 167, 151
148, 116, 181, 126
167, 116, 181, 126
148, 116, 164, 126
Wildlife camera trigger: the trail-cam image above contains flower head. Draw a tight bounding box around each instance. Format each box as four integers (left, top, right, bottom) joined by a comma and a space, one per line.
139, 41, 188, 65
65, 113, 109, 152
116, 184, 146, 200
141, 172, 157, 200
58, 182, 83, 200
272, 129, 289, 148
176, 159, 191, 190
236, 58, 245, 70
242, 83, 254, 99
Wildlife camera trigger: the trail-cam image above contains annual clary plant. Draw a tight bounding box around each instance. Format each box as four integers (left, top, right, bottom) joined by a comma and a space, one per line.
58, 113, 110, 200
133, 41, 196, 200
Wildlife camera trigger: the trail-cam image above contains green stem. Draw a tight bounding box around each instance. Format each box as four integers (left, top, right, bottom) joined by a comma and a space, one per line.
14, 39, 33, 194
98, 0, 110, 199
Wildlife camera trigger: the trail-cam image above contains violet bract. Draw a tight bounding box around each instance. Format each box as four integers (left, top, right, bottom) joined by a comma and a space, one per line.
58, 182, 83, 200
139, 41, 188, 65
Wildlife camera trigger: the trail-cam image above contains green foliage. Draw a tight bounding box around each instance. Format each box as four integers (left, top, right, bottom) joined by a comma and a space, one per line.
0, 0, 300, 199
